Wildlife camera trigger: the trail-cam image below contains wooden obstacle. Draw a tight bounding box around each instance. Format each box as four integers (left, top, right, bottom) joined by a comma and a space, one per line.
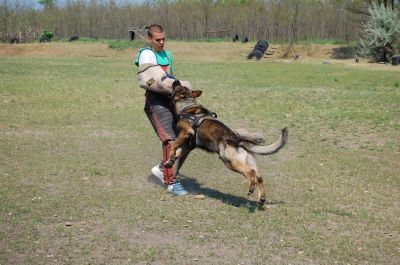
128, 29, 148, 41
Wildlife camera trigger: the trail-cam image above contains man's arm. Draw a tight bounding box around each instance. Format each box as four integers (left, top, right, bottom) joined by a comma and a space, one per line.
137, 63, 175, 94
137, 50, 191, 94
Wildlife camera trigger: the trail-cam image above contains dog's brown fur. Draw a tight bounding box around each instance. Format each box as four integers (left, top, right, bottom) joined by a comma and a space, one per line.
165, 81, 288, 205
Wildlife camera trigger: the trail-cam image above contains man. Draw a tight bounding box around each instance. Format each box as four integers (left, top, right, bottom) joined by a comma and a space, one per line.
135, 24, 190, 196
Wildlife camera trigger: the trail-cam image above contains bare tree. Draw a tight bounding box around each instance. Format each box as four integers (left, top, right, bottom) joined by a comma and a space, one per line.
283, 0, 300, 57
1, 0, 8, 40
4, 0, 371, 43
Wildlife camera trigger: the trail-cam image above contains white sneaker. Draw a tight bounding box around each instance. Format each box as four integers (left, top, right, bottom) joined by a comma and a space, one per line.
151, 165, 164, 184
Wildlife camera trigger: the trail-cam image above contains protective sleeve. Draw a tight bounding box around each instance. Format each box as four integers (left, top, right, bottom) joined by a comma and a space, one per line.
137, 63, 192, 95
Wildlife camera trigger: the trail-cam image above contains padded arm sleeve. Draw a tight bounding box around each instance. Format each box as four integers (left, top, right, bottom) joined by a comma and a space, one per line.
138, 63, 174, 95
137, 63, 192, 95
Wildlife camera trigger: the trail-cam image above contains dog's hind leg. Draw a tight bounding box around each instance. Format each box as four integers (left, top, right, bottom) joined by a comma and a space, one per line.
235, 128, 265, 144
221, 147, 257, 196
255, 174, 266, 205
224, 160, 256, 196
222, 150, 266, 205
246, 155, 266, 205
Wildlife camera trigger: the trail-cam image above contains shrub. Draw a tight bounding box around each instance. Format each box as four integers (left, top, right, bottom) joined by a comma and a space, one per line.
39, 30, 54, 43
357, 3, 400, 62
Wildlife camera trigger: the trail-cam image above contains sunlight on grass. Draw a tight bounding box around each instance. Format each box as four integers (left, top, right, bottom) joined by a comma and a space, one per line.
1, 42, 399, 264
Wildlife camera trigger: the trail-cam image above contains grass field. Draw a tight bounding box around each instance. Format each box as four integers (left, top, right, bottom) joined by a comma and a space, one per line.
1, 42, 399, 264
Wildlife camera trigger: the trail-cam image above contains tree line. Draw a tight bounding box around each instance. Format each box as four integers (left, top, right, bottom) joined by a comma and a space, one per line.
1, 0, 399, 43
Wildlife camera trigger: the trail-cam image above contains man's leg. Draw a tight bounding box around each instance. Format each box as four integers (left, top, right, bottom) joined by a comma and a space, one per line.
162, 141, 176, 185
144, 91, 186, 193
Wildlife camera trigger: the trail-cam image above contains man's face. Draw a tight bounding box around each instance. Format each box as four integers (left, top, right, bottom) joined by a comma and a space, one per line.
148, 31, 165, 52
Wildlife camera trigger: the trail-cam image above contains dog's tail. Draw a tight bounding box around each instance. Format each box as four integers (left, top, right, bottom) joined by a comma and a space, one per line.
239, 127, 288, 155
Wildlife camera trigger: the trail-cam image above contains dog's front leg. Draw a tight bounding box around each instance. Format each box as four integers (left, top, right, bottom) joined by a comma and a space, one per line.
164, 122, 194, 168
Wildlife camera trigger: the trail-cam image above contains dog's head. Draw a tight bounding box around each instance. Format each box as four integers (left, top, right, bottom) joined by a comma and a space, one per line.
170, 80, 202, 114
172, 80, 202, 99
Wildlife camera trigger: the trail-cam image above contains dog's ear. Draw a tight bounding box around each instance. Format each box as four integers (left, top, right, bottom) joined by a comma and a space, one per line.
172, 80, 181, 90
191, 90, 202, 97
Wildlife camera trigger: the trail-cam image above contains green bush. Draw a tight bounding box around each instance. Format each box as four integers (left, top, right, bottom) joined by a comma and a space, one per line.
39, 30, 54, 43
357, 3, 400, 61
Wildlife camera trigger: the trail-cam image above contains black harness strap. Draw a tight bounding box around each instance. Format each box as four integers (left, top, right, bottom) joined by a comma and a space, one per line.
179, 112, 217, 147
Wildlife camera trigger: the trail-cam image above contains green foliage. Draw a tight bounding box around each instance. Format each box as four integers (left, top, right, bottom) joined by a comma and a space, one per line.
107, 39, 143, 50
38, 30, 54, 43
358, 3, 400, 60
77, 37, 100, 42
38, 0, 56, 8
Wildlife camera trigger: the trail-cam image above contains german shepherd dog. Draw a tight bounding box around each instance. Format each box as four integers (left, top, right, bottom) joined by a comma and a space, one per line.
165, 80, 288, 205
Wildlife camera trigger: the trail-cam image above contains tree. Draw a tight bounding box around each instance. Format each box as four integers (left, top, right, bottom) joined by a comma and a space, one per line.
38, 0, 56, 9
357, 3, 400, 61
2, 0, 8, 41
200, 0, 213, 38
346, 0, 399, 16
283, 0, 300, 57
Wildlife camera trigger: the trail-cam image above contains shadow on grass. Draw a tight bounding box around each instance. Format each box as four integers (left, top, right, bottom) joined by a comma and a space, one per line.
183, 175, 261, 212
331, 46, 355, 59
148, 174, 285, 213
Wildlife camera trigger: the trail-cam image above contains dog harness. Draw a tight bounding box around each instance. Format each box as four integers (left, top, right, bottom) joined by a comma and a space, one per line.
180, 112, 217, 128
178, 107, 218, 148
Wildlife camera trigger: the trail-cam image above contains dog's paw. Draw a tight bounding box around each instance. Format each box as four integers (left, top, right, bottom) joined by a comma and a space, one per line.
247, 185, 255, 195
255, 134, 265, 144
164, 154, 176, 168
164, 160, 174, 168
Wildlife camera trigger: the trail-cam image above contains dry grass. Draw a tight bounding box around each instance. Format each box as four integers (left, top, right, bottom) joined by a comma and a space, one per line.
1, 42, 399, 264
2, 41, 399, 72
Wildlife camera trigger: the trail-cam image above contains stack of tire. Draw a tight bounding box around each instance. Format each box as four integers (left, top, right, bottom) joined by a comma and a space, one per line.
392, 55, 400, 66
247, 40, 269, 60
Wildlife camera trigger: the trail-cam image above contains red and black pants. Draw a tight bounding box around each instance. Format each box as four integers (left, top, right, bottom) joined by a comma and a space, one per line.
144, 90, 180, 185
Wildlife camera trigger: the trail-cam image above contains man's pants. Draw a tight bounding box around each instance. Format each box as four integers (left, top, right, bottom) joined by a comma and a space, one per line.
144, 90, 179, 185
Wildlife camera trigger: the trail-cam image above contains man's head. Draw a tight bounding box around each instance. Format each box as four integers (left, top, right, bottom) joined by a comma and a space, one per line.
147, 24, 165, 52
